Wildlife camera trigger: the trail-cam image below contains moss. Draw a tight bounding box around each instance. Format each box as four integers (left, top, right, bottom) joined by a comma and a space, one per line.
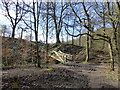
0, 64, 5, 66
80, 61, 88, 64
58, 61, 64, 64
43, 67, 54, 71
106, 76, 118, 81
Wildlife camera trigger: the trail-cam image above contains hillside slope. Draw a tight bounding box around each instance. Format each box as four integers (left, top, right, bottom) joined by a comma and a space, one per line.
2, 37, 37, 65
67, 28, 115, 52
62, 28, 118, 63
2, 32, 113, 66
48, 43, 110, 63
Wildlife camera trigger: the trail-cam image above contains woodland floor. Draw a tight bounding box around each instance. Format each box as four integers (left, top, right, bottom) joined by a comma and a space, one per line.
1, 62, 119, 89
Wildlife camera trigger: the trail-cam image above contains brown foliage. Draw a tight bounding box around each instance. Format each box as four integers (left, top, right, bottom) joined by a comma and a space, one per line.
2, 37, 36, 65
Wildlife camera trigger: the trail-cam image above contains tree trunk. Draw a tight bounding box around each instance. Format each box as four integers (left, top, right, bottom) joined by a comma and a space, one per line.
3, 31, 5, 37
89, 33, 93, 49
61, 30, 64, 42
102, 21, 106, 50
108, 38, 114, 71
79, 36, 81, 46
46, 2, 49, 63
35, 31, 40, 67
82, 3, 90, 62
52, 2, 61, 44
102, 6, 106, 50
115, 2, 120, 77
33, 0, 41, 67
114, 2, 120, 75
85, 34, 89, 62
12, 26, 16, 38
67, 33, 68, 43
56, 32, 61, 44
20, 29, 23, 39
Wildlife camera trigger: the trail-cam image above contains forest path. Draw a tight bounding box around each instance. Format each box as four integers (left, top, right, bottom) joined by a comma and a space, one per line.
48, 62, 118, 88
2, 62, 119, 88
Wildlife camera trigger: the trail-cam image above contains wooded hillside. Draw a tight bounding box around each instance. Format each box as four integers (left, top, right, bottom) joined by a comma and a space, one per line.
0, 0, 120, 89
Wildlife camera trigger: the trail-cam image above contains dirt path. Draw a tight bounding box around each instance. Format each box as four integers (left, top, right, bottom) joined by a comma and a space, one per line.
62, 63, 118, 88
2, 63, 119, 88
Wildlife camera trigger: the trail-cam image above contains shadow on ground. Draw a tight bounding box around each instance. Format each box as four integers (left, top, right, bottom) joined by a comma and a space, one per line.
2, 63, 118, 89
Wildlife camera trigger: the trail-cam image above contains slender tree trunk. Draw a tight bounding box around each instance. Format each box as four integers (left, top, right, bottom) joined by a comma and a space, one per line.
82, 2, 90, 62
79, 30, 82, 46
33, 0, 41, 67
111, 3, 118, 54
114, 2, 120, 76
61, 30, 64, 43
20, 29, 23, 39
89, 25, 93, 49
79, 36, 81, 46
12, 26, 16, 38
52, 2, 62, 44
36, 1, 41, 67
102, 9, 106, 50
113, 24, 118, 52
35, 31, 40, 67
117, 23, 120, 72
3, 31, 5, 37
72, 34, 74, 45
56, 32, 61, 44
85, 33, 89, 62
89, 32, 93, 49
72, 24, 74, 45
111, 22, 118, 65
107, 2, 118, 64
46, 2, 49, 63
72, 19, 75, 61
67, 33, 68, 43
106, 2, 119, 71
108, 38, 114, 71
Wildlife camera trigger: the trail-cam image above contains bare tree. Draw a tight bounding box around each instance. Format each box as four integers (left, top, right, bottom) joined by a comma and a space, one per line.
114, 1, 120, 70
69, 2, 92, 62
94, 2, 115, 71
48, 2, 68, 44
22, 0, 42, 67
2, 0, 26, 38
0, 25, 8, 37
45, 1, 49, 63
65, 2, 117, 71
107, 2, 119, 58
72, 18, 75, 45
102, 5, 106, 49
105, 2, 120, 65
18, 26, 28, 40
